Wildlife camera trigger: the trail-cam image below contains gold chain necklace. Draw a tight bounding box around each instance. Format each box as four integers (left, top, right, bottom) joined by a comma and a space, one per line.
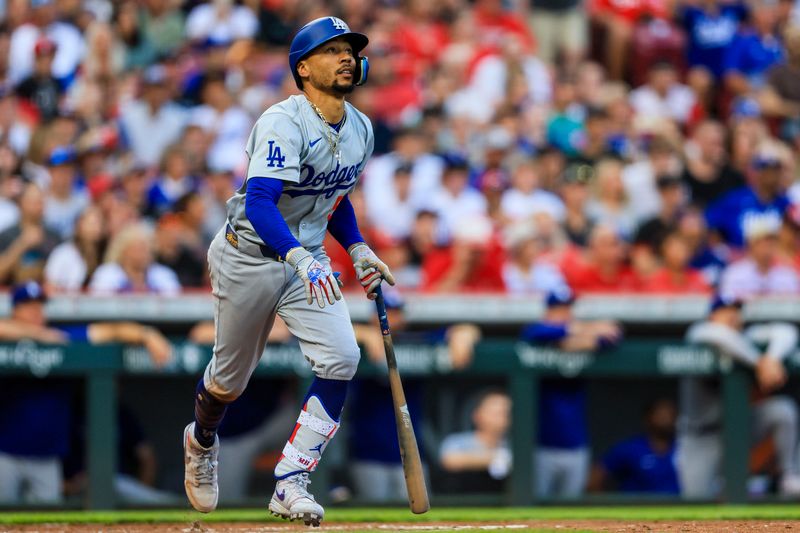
306, 98, 345, 163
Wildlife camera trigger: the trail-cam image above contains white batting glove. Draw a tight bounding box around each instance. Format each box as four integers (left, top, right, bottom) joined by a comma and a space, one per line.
348, 243, 395, 300
286, 247, 342, 308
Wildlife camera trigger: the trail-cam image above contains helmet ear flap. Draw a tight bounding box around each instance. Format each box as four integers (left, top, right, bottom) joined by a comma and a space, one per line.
354, 56, 369, 86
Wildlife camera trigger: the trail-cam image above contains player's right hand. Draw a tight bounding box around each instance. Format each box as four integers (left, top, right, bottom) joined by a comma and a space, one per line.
286, 247, 342, 308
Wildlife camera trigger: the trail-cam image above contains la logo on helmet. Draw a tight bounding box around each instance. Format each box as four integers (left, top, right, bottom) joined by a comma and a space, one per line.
330, 17, 349, 31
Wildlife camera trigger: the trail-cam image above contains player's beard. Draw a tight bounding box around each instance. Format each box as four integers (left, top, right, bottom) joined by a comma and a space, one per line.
331, 80, 355, 95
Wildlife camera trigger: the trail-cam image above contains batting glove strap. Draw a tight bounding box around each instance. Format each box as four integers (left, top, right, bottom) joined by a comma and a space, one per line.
281, 442, 318, 472
297, 410, 339, 438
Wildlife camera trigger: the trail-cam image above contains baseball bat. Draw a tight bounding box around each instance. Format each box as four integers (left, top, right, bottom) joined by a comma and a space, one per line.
373, 285, 430, 514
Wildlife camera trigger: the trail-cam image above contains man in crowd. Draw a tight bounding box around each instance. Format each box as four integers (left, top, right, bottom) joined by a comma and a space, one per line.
0, 281, 171, 503
679, 294, 800, 498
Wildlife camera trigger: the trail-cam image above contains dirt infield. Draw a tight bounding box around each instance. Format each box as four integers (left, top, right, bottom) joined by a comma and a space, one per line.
4, 521, 800, 533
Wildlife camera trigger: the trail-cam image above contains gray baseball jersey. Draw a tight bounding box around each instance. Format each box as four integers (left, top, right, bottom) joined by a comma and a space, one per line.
203, 94, 373, 402
227, 94, 374, 252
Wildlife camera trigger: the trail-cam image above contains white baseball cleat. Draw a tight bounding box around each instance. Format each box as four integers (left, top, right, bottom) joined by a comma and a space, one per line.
268, 472, 324, 527
183, 422, 219, 513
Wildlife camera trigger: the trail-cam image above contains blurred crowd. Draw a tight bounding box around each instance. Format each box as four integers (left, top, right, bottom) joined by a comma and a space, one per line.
0, 0, 798, 300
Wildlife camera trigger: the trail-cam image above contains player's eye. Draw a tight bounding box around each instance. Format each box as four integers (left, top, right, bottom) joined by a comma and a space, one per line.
327, 46, 337, 53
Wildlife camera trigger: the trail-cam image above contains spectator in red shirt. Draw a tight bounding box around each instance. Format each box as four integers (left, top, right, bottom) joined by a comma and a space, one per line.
591, 0, 669, 80
641, 230, 711, 293
559, 223, 636, 293
421, 215, 506, 292
473, 0, 536, 53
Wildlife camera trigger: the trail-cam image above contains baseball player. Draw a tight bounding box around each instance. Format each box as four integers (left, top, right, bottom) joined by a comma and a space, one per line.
182, 17, 394, 526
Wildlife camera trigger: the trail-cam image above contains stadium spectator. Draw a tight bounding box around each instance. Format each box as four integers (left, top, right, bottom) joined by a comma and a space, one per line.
351, 289, 481, 501
634, 174, 688, 251
137, 0, 184, 60
559, 163, 595, 246
589, 398, 680, 494
366, 162, 418, 241
681, 120, 745, 209
188, 72, 251, 175
119, 65, 188, 168
641, 230, 711, 293
153, 193, 208, 288
363, 128, 444, 217
0, 182, 60, 285
421, 215, 505, 292
759, 25, 800, 147
528, 0, 588, 70
0, 281, 171, 504
723, 0, 785, 97
586, 157, 638, 239
424, 160, 487, 241
44, 205, 105, 292
622, 136, 680, 223
502, 221, 568, 295
88, 223, 181, 295
680, 295, 800, 498
40, 146, 88, 239
185, 0, 258, 44
521, 287, 622, 499
560, 223, 635, 293
681, 0, 749, 81
718, 213, 800, 298
146, 145, 198, 218
501, 159, 565, 223
439, 390, 512, 494
7, 0, 85, 87
706, 145, 791, 248
629, 62, 697, 125
14, 37, 61, 122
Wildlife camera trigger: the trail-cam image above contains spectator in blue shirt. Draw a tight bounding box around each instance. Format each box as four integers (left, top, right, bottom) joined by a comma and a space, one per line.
682, 0, 749, 80
589, 398, 680, 494
724, 1, 785, 96
0, 282, 171, 504
522, 288, 622, 499
705, 147, 790, 248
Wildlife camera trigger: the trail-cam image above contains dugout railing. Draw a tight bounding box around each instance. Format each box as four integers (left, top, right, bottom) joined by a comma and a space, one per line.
0, 338, 778, 509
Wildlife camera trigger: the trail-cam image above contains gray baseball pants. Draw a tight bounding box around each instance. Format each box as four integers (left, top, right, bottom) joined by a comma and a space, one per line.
203, 228, 361, 402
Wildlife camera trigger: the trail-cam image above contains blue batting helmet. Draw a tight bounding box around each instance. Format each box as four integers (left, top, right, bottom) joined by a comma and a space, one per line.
289, 17, 369, 90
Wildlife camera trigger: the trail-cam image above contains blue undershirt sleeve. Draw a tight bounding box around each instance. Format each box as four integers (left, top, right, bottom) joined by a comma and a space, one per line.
327, 195, 365, 251
245, 177, 302, 258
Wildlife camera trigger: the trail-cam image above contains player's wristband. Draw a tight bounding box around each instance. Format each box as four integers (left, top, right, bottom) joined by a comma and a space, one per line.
285, 246, 311, 268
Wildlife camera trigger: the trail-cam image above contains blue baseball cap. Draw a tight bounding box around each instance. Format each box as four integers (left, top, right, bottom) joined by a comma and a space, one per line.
47, 146, 76, 166
709, 293, 743, 313
546, 287, 575, 308
11, 281, 47, 307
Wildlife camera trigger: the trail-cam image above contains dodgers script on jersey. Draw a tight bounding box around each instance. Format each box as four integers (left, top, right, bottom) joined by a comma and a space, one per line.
227, 94, 374, 251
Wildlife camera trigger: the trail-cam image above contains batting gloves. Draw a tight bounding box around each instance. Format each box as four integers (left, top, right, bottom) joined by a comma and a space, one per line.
286, 247, 342, 308
348, 243, 395, 300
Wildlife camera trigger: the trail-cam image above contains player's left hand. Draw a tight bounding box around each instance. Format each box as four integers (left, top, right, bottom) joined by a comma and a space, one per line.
348, 243, 395, 300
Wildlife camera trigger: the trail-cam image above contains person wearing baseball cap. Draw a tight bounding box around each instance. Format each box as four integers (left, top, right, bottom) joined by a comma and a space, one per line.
718, 213, 800, 299
521, 287, 622, 499
679, 293, 800, 499
15, 36, 61, 122
0, 281, 172, 504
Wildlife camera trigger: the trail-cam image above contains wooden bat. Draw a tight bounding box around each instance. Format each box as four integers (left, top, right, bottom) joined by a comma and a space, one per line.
373, 285, 430, 514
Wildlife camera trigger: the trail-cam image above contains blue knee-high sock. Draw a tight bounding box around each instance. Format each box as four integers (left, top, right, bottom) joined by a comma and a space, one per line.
194, 379, 228, 448
304, 377, 349, 422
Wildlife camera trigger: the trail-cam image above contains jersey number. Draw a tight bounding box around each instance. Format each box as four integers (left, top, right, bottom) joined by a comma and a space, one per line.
266, 140, 286, 168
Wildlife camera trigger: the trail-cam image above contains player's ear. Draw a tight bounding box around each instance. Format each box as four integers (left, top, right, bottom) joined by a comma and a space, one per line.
296, 60, 311, 82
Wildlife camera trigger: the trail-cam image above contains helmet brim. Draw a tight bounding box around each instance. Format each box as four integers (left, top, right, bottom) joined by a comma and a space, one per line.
303, 31, 369, 61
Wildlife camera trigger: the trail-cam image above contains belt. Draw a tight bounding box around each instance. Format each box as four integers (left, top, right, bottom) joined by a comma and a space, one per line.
225, 224, 284, 262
